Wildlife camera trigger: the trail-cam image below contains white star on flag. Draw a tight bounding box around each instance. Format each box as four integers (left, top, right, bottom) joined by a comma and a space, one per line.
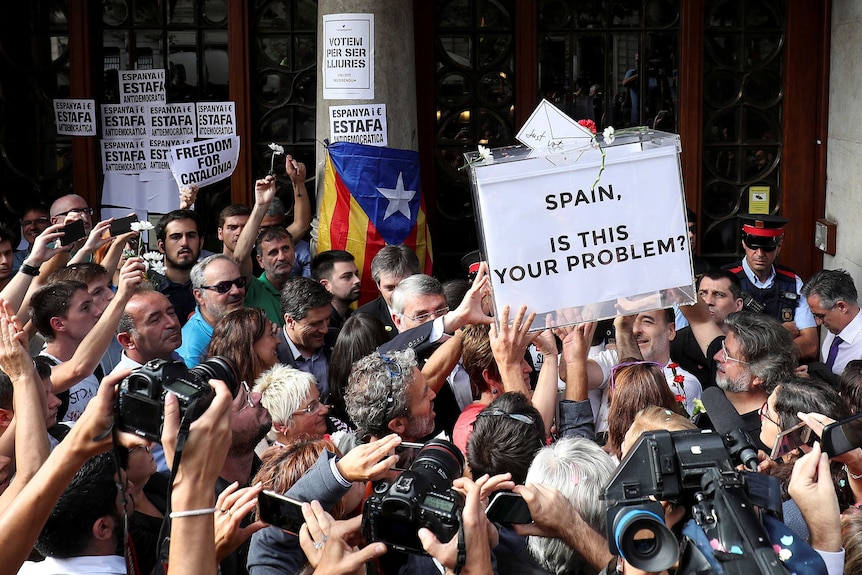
377, 172, 416, 220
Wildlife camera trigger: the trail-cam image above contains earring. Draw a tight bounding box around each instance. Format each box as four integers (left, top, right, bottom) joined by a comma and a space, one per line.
492, 387, 498, 395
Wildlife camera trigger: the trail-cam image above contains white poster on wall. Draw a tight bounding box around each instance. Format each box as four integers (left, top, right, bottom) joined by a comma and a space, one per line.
329, 104, 387, 146
147, 103, 196, 138
101, 139, 148, 173
102, 104, 148, 139
196, 102, 236, 138
322, 13, 374, 100
118, 69, 166, 105
53, 99, 97, 136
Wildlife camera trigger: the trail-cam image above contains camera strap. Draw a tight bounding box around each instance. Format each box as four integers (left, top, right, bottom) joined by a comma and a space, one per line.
453, 525, 466, 575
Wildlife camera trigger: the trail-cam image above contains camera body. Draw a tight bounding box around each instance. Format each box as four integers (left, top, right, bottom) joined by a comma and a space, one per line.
362, 439, 465, 554
116, 357, 237, 442
603, 429, 787, 574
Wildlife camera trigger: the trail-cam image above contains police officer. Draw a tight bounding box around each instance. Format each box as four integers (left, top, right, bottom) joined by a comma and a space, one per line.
723, 214, 818, 361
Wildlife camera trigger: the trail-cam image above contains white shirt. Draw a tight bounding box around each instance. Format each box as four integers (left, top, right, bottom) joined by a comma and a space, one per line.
17, 554, 126, 575
39, 352, 99, 423
822, 309, 862, 375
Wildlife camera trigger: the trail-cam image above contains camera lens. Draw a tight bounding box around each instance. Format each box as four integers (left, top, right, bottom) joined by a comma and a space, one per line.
613, 507, 678, 572
191, 356, 239, 391
410, 439, 465, 490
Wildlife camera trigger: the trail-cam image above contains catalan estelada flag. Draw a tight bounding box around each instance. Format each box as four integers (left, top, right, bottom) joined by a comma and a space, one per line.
319, 141, 433, 305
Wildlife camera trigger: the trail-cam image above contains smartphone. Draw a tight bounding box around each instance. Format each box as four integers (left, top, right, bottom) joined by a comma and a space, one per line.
822, 412, 862, 458
769, 421, 814, 460
485, 491, 532, 524
109, 214, 139, 236
258, 490, 306, 534
392, 441, 424, 471
59, 219, 86, 246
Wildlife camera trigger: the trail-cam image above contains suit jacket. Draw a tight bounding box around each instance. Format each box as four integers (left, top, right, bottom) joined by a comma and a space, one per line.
356, 296, 399, 340
275, 329, 298, 368
377, 321, 436, 359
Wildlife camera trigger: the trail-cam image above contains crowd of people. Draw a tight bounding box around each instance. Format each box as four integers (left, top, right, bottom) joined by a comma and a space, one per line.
0, 158, 860, 575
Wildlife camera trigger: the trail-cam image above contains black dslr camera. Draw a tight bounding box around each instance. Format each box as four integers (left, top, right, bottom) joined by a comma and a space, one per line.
116, 357, 238, 442
362, 438, 465, 554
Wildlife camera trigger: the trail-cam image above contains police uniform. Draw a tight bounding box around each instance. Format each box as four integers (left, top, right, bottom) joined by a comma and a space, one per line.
722, 215, 815, 329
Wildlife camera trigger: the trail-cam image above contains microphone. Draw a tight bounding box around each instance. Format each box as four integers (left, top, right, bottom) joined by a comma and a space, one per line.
701, 386, 760, 471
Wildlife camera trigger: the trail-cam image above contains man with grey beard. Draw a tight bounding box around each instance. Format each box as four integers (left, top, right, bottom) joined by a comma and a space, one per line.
345, 349, 437, 442
683, 302, 797, 452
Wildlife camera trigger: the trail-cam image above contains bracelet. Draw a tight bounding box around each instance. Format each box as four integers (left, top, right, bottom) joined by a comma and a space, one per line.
169, 507, 217, 518
19, 263, 40, 277
845, 464, 862, 480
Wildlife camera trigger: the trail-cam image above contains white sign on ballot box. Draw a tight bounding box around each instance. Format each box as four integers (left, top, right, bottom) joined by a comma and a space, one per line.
467, 129, 696, 331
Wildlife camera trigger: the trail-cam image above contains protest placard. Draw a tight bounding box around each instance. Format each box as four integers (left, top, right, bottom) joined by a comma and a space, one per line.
196, 102, 236, 138
467, 129, 696, 330
54, 99, 97, 136
168, 135, 239, 188
118, 70, 166, 105
329, 104, 387, 145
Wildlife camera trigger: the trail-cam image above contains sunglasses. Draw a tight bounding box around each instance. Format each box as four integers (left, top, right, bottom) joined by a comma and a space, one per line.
200, 276, 248, 294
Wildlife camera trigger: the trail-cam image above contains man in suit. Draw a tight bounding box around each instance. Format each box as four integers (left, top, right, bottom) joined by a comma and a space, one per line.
378, 266, 493, 436
276, 276, 334, 395
356, 245, 421, 338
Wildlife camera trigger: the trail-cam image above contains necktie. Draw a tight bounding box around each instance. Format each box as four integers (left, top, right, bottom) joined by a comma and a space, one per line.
825, 336, 844, 371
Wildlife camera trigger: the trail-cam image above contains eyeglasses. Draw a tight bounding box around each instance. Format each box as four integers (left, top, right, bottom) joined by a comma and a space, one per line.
404, 306, 449, 323
200, 276, 248, 294
54, 207, 94, 218
812, 305, 836, 321
609, 361, 665, 390
293, 394, 331, 416
759, 400, 779, 426
239, 380, 256, 411
128, 444, 151, 454
720, 339, 749, 364
21, 217, 50, 227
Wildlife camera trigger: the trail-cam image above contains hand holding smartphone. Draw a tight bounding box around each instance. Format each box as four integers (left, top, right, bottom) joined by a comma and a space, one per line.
59, 219, 86, 246
258, 490, 306, 534
109, 214, 139, 236
822, 412, 862, 458
485, 491, 532, 524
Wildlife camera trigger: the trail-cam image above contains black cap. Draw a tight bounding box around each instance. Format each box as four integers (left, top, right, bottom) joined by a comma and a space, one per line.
739, 213, 788, 250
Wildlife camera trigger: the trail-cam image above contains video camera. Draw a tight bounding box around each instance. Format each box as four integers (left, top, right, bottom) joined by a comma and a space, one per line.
603, 429, 789, 574
116, 356, 238, 442
362, 438, 465, 554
